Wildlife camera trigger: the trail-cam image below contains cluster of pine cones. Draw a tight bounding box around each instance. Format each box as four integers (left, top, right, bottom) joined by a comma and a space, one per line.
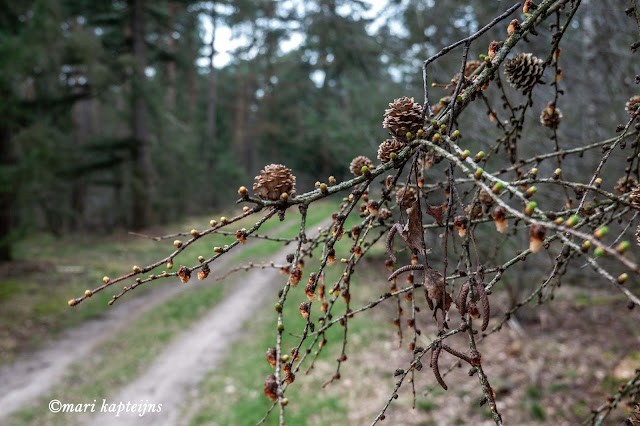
250, 42, 639, 202
350, 96, 425, 178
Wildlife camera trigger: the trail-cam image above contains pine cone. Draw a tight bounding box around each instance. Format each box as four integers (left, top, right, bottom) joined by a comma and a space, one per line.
540, 101, 563, 129
383, 96, 424, 140
431, 96, 450, 115
464, 201, 484, 219
396, 186, 417, 210
264, 374, 278, 401
614, 176, 637, 195
379, 208, 392, 220
478, 189, 494, 207
488, 41, 503, 61
628, 404, 640, 425
253, 164, 296, 201
626, 95, 640, 116
504, 53, 544, 92
377, 139, 405, 163
349, 156, 374, 176
451, 61, 482, 89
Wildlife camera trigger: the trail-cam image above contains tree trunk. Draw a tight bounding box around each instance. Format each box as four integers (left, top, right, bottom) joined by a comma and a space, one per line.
130, 0, 153, 229
70, 81, 91, 230
187, 17, 198, 123
165, 1, 177, 113
207, 11, 217, 165
233, 65, 247, 173
0, 124, 13, 261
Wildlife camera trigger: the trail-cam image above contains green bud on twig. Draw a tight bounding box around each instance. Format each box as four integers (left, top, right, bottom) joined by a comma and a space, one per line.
525, 201, 537, 215
594, 226, 609, 239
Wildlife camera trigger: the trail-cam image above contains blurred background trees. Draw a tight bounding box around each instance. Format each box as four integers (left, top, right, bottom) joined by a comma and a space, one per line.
1, 0, 637, 261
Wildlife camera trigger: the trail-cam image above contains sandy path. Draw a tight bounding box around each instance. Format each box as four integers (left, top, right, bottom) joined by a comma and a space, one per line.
78, 218, 329, 426
0, 279, 190, 421
83, 244, 292, 426
0, 220, 298, 423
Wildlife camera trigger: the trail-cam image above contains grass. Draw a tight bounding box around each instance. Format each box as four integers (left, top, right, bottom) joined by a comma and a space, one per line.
181, 226, 396, 425
9, 280, 227, 426
6, 201, 338, 425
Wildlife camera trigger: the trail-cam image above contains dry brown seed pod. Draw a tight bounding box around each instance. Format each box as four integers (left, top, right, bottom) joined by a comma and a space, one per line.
197, 264, 210, 280
299, 302, 311, 319
492, 206, 508, 233
529, 224, 546, 253
626, 95, 640, 116
630, 185, 640, 208
454, 216, 468, 238
396, 186, 417, 210
264, 374, 278, 401
289, 267, 302, 287
431, 96, 450, 115
478, 189, 494, 207
450, 61, 482, 90
615, 176, 638, 195
523, 0, 537, 13
378, 208, 392, 221
507, 19, 520, 37
235, 228, 248, 244
178, 266, 191, 283
468, 302, 480, 319
488, 41, 503, 61
540, 101, 563, 129
266, 347, 277, 368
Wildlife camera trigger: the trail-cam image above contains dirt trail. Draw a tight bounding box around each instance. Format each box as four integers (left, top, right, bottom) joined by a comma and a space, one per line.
83, 245, 292, 426
0, 278, 190, 421
0, 220, 299, 423
79, 221, 328, 426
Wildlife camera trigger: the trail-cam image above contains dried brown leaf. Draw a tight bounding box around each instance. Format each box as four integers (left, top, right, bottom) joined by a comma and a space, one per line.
401, 204, 424, 254
426, 203, 445, 225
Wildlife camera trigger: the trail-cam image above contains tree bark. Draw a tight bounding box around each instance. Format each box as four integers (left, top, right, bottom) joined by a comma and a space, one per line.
233, 64, 247, 173
165, 1, 177, 113
0, 124, 13, 261
130, 0, 153, 229
70, 79, 91, 230
186, 15, 198, 123
207, 10, 217, 167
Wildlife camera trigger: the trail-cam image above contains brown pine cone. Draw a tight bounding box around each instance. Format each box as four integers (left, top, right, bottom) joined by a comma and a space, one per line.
614, 176, 637, 195
383, 96, 424, 140
504, 53, 544, 92
349, 156, 374, 176
626, 95, 640, 116
540, 101, 563, 129
377, 139, 405, 163
396, 186, 417, 210
253, 164, 296, 201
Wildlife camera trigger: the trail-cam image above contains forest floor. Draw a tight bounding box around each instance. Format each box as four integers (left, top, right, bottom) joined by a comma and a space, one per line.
177, 258, 640, 426
1, 202, 639, 425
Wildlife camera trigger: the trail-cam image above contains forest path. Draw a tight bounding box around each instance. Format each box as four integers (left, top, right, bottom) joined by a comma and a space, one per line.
0, 217, 301, 423
78, 222, 323, 426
